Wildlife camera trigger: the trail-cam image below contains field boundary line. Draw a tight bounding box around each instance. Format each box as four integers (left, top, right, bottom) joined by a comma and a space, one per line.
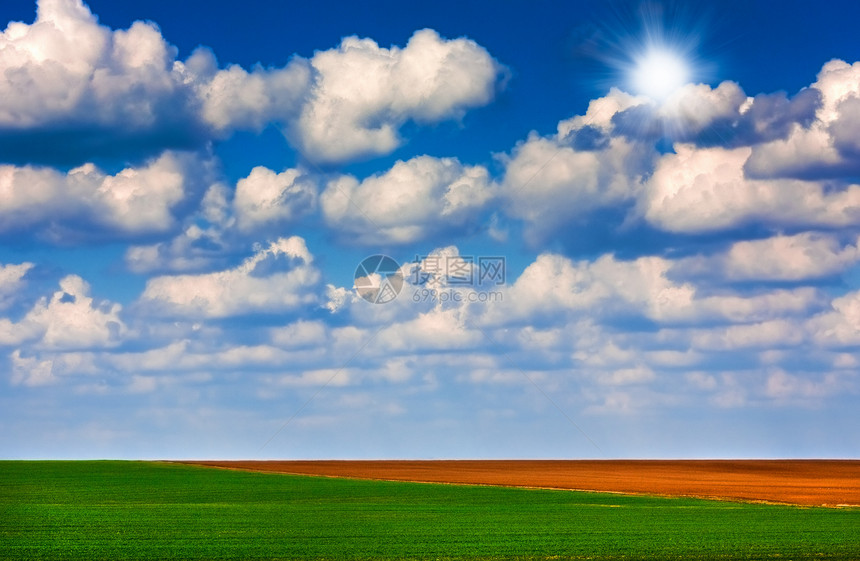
175, 460, 859, 509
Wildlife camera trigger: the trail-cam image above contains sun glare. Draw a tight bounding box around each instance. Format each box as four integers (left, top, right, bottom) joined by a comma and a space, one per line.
631, 46, 690, 101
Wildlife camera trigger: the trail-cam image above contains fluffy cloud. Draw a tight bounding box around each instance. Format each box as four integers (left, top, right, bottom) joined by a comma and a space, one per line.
0, 262, 33, 309
139, 237, 322, 318
0, 274, 125, 351
125, 165, 317, 273
724, 233, 860, 280
611, 81, 746, 141
295, 29, 504, 163
491, 60, 860, 245
9, 350, 56, 387
0, 0, 211, 164
124, 181, 237, 274
321, 155, 494, 244
194, 28, 504, 164
375, 307, 482, 353
558, 88, 648, 134
234, 166, 316, 232
124, 222, 228, 274
0, 151, 203, 240
133, 153, 494, 272
6, 239, 854, 421
499, 89, 656, 244
807, 289, 860, 346
678, 233, 860, 281
744, 59, 860, 179
482, 253, 820, 326
270, 320, 328, 349
665, 82, 748, 137
188, 28, 505, 164
830, 96, 860, 157
688, 320, 804, 351
187, 48, 309, 133
501, 135, 648, 230
643, 144, 860, 233
496, 61, 860, 244
0, 0, 306, 163
0, 1, 502, 166
764, 369, 847, 402
612, 80, 819, 147
0, 0, 303, 162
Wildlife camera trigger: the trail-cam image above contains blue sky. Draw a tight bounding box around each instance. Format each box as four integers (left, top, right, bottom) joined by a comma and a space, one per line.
2, 0, 860, 460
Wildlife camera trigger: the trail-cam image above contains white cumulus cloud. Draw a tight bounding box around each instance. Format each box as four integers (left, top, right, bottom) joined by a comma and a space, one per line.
140, 237, 322, 318
722, 233, 860, 281
0, 262, 33, 309
0, 274, 125, 350
501, 89, 656, 244
295, 29, 504, 163
675, 233, 860, 281
745, 59, 860, 179
0, 2, 502, 166
807, 289, 860, 346
234, 166, 317, 232
0, 151, 201, 239
643, 144, 860, 233
0, 0, 211, 163
481, 253, 820, 327
321, 155, 494, 244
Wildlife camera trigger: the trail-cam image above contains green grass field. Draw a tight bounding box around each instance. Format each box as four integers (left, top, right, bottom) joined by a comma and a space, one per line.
1, 461, 858, 560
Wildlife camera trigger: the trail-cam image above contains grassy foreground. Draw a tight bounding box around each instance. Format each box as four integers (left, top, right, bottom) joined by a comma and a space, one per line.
1, 461, 858, 560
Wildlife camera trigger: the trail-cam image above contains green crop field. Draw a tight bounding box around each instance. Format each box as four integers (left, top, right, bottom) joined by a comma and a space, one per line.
1, 461, 858, 560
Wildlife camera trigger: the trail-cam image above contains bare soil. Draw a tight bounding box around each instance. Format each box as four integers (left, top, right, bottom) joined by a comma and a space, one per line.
182, 459, 860, 506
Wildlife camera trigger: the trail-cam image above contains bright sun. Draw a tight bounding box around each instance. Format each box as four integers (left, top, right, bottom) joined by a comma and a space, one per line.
631, 46, 690, 101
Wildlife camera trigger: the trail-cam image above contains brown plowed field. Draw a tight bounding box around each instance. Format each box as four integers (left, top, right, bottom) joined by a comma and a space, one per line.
182, 460, 860, 506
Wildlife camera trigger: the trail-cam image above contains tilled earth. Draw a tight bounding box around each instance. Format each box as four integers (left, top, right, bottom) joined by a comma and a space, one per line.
182, 459, 860, 506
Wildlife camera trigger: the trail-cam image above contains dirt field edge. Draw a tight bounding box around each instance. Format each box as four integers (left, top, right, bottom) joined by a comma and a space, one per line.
176, 459, 860, 507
